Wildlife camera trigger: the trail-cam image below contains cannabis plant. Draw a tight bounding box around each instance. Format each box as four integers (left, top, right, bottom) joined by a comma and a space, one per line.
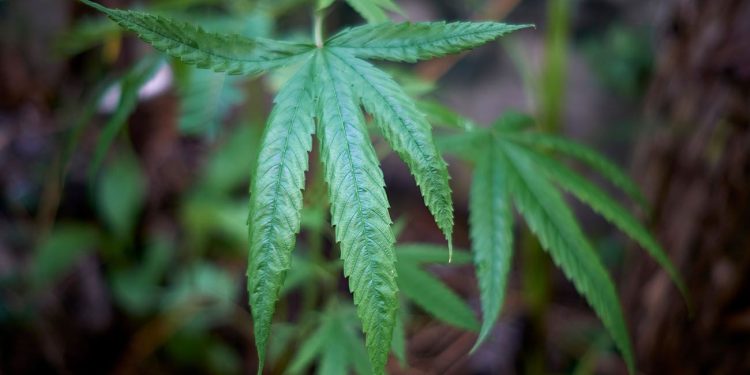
436, 111, 688, 373
81, 0, 684, 374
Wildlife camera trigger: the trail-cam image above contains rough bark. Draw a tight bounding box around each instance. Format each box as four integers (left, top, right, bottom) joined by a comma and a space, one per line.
624, 0, 750, 374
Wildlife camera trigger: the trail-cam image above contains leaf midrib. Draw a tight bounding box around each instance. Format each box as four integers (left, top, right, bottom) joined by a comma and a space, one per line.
498, 140, 634, 371
330, 26, 505, 52
320, 51, 376, 274
321, 52, 394, 358
473, 137, 509, 344
500, 142, 578, 247
484, 139, 504, 300
116, 9, 309, 66
328, 50, 441, 208
258, 59, 312, 257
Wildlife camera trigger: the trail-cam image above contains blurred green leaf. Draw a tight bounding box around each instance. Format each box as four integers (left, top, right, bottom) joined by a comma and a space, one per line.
205, 340, 242, 375
396, 243, 472, 265
391, 307, 407, 367
280, 254, 336, 296
176, 67, 245, 137
288, 304, 373, 375
256, 0, 310, 16
182, 197, 248, 249
110, 237, 173, 315
267, 323, 298, 364
165, 329, 241, 375
300, 205, 328, 233
199, 123, 261, 194
90, 56, 163, 179
317, 0, 335, 11
503, 131, 648, 208
60, 77, 115, 182
31, 224, 100, 289
193, 11, 273, 39
151, 0, 226, 11
345, 0, 403, 24
396, 259, 479, 331
394, 246, 475, 335
491, 110, 535, 132
582, 25, 653, 97
56, 17, 121, 56
162, 263, 238, 329
388, 68, 436, 97
418, 100, 475, 130
96, 154, 146, 239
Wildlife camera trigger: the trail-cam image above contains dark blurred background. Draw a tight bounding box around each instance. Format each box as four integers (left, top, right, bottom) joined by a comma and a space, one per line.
1, 0, 749, 374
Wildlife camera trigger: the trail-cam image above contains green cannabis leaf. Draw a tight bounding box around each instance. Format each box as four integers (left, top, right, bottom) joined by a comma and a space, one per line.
81, 0, 311, 75
505, 131, 648, 208
441, 113, 687, 373
515, 142, 687, 299
247, 55, 318, 372
344, 0, 403, 23
288, 304, 373, 375
90, 56, 162, 178
81, 1, 530, 373
396, 247, 479, 331
327, 49, 455, 257
328, 22, 532, 62
499, 138, 636, 374
176, 66, 245, 136
314, 50, 398, 372
469, 136, 514, 349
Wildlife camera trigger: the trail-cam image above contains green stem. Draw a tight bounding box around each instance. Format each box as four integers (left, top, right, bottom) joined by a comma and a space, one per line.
521, 230, 551, 375
539, 0, 570, 134
523, 0, 570, 374
314, 12, 325, 48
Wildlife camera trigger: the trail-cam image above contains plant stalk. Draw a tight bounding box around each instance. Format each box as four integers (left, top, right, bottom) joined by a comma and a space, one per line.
523, 0, 570, 374
314, 12, 325, 48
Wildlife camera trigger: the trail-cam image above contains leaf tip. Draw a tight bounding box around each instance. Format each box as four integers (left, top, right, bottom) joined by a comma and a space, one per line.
79, 0, 106, 12
469, 329, 488, 355
679, 281, 695, 318
624, 353, 636, 375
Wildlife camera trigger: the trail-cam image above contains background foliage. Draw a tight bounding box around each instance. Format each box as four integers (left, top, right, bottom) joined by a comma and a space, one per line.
1, 0, 749, 374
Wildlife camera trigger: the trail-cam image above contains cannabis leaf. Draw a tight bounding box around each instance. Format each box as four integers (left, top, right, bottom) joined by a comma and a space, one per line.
80, 0, 312, 75
248, 55, 317, 372
97, 153, 146, 239
315, 50, 398, 372
391, 308, 407, 367
288, 305, 373, 375
90, 56, 162, 178
499, 139, 635, 374
396, 245, 478, 331
31, 224, 101, 291
176, 66, 245, 136
328, 22, 533, 62
327, 49, 455, 257
516, 144, 688, 299
440, 113, 686, 373
505, 131, 648, 207
82, 2, 529, 372
344, 0, 403, 24
469, 137, 514, 349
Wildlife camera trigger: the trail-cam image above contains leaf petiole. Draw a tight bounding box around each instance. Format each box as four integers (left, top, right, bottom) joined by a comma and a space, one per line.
314, 11, 325, 48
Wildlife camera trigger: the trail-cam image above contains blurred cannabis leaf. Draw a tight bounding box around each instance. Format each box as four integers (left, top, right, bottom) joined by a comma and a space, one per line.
441, 112, 687, 374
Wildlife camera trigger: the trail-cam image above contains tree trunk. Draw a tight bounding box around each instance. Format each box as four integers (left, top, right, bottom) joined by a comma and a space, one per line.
624, 0, 750, 374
